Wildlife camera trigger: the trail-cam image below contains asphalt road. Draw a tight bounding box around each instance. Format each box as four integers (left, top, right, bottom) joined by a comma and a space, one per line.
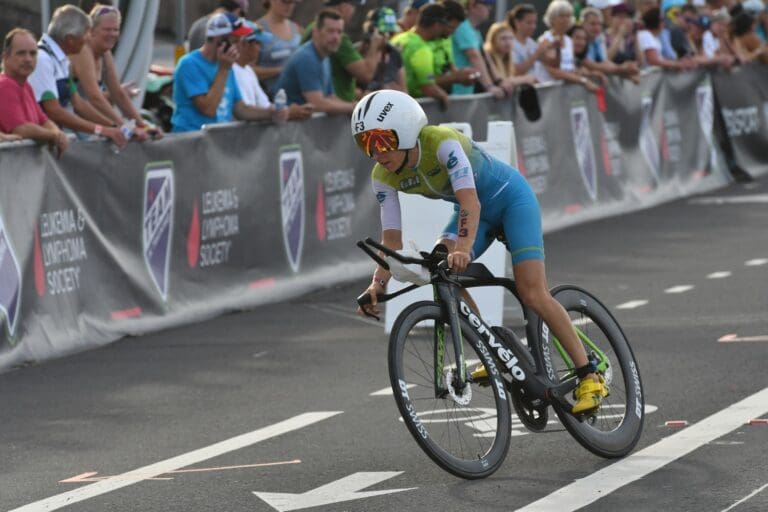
1, 175, 767, 512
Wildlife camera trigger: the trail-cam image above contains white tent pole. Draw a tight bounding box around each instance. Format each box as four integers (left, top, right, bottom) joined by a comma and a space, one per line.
41, 0, 51, 35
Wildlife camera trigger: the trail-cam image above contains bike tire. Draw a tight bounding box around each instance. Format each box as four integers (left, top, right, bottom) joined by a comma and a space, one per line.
388, 301, 512, 479
536, 286, 644, 458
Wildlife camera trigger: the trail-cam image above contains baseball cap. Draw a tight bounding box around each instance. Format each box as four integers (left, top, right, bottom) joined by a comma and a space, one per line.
206, 12, 253, 37
742, 0, 765, 13
367, 7, 401, 33
410, 0, 433, 9
244, 21, 273, 44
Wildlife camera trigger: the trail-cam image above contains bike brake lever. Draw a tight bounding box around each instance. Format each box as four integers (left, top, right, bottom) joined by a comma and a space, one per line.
356, 291, 382, 321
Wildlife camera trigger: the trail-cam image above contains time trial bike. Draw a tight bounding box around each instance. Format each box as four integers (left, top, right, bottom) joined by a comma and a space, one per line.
356, 237, 644, 479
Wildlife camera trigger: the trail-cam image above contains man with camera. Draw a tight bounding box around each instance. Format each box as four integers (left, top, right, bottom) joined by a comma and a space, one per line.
172, 12, 286, 132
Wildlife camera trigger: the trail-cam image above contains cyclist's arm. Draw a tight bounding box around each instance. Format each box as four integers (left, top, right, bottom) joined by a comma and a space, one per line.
372, 180, 403, 285
437, 139, 481, 257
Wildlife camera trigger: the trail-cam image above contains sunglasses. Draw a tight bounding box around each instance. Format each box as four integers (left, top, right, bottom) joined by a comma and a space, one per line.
354, 129, 400, 158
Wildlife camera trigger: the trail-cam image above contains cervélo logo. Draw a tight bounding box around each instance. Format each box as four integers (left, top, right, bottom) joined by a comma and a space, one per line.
142, 164, 175, 301
569, 106, 598, 202
0, 210, 22, 337
279, 146, 305, 273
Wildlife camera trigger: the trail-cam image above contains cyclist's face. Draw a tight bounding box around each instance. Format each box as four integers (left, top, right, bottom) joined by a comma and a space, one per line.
374, 149, 408, 172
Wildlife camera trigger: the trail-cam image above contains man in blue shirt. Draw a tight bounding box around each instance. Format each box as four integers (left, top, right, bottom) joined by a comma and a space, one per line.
172, 12, 285, 132
275, 9, 355, 115
450, 0, 504, 97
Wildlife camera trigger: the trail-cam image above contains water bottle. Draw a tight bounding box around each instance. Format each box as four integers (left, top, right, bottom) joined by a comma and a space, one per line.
111, 119, 135, 154
273, 88, 287, 125
273, 88, 287, 111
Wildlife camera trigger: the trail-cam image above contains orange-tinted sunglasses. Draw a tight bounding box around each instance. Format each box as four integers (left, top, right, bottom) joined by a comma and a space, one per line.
354, 129, 399, 158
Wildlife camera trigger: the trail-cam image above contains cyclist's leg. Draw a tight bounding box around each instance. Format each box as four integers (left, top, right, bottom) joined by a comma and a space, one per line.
501, 190, 607, 412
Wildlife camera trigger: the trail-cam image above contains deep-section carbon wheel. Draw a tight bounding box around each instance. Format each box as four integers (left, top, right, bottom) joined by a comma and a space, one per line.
537, 286, 644, 458
388, 301, 512, 479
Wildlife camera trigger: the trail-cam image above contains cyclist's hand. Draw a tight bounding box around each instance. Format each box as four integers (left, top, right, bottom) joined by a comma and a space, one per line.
357, 281, 385, 319
447, 250, 471, 273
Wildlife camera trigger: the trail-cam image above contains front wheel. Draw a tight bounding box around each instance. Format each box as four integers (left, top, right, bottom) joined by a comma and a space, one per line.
388, 301, 512, 479
536, 286, 644, 458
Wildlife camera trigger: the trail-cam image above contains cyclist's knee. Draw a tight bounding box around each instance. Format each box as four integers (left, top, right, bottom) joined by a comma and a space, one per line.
518, 286, 554, 315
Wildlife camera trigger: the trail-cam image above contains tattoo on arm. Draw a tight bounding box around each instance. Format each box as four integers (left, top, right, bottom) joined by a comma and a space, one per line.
458, 209, 469, 238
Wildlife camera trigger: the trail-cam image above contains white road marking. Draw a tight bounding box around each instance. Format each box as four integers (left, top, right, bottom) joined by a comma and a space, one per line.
689, 194, 768, 205
370, 359, 482, 396
514, 387, 768, 512
718, 333, 768, 343
616, 300, 648, 310
665, 285, 694, 294
720, 483, 768, 512
254, 471, 416, 512
707, 271, 732, 279
10, 412, 342, 512
304, 303, 381, 327
745, 258, 768, 266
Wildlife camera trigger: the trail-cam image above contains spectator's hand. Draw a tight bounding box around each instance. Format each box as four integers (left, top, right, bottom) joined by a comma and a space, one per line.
0, 133, 22, 142
50, 129, 69, 159
368, 29, 385, 51
132, 125, 150, 142
454, 68, 479, 86
439, 95, 450, 112
618, 18, 633, 37
145, 123, 165, 140
583, 79, 600, 93
487, 84, 506, 99
621, 61, 639, 75
272, 105, 289, 125
680, 57, 698, 70
217, 42, 239, 68
102, 126, 128, 150
288, 103, 314, 120
535, 38, 553, 58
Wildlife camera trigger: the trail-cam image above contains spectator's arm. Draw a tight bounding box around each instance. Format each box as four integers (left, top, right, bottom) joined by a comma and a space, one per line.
233, 101, 274, 121
253, 65, 282, 82
102, 51, 144, 125
11, 120, 60, 143
69, 47, 123, 126
301, 90, 354, 115
192, 61, 233, 118
419, 83, 449, 111
41, 97, 101, 133
462, 48, 496, 91
644, 48, 685, 70
545, 65, 600, 92
514, 39, 551, 75
71, 91, 120, 126
345, 33, 385, 84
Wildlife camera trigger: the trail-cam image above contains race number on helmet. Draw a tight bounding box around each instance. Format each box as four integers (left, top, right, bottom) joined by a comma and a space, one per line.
351, 90, 427, 157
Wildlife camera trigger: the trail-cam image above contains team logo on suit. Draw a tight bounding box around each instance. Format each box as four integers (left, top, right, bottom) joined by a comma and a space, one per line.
0, 210, 22, 337
279, 146, 305, 273
142, 164, 175, 301
569, 106, 598, 201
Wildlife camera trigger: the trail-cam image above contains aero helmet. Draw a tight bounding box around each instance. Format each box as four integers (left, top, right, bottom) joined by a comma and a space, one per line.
351, 90, 427, 158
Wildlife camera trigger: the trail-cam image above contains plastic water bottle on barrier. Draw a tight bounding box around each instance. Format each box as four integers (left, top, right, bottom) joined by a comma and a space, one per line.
112, 119, 135, 154
274, 88, 287, 111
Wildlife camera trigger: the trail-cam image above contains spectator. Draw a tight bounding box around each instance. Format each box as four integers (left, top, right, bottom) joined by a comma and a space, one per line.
605, 3, 639, 65
539, 0, 600, 91
687, 13, 735, 66
275, 9, 356, 114
637, 7, 696, 69
234, 21, 313, 119
172, 12, 285, 132
450, 0, 505, 97
729, 9, 768, 63
742, 0, 768, 43
569, 24, 608, 84
665, 5, 699, 59
302, 0, 384, 102
508, 3, 552, 78
188, 0, 248, 52
69, 4, 160, 142
255, 0, 303, 98
0, 28, 68, 155
391, 3, 450, 109
354, 7, 406, 93
579, 7, 639, 79
27, 5, 126, 148
399, 0, 433, 32
702, 8, 737, 59
482, 22, 537, 95
431, 0, 477, 93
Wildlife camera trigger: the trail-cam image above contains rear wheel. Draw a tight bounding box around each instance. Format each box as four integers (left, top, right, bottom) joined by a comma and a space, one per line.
536, 286, 644, 458
389, 301, 512, 479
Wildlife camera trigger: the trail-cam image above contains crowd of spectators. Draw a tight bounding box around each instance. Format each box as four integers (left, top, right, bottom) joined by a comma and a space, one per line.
2, 0, 768, 150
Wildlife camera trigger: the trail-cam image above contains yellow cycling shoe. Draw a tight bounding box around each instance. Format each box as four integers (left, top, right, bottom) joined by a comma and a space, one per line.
572, 375, 609, 414
470, 364, 489, 383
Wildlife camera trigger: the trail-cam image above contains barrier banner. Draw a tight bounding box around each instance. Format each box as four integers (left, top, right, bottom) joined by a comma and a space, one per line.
711, 63, 768, 178
0, 69, 745, 370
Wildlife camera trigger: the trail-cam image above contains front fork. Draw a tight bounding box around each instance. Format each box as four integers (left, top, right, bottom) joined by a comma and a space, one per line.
434, 282, 467, 397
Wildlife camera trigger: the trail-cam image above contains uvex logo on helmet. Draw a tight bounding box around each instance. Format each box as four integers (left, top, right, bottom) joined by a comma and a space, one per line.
377, 102, 394, 122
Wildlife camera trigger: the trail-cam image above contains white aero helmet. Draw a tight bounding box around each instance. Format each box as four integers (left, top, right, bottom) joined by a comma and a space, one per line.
351, 90, 427, 158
